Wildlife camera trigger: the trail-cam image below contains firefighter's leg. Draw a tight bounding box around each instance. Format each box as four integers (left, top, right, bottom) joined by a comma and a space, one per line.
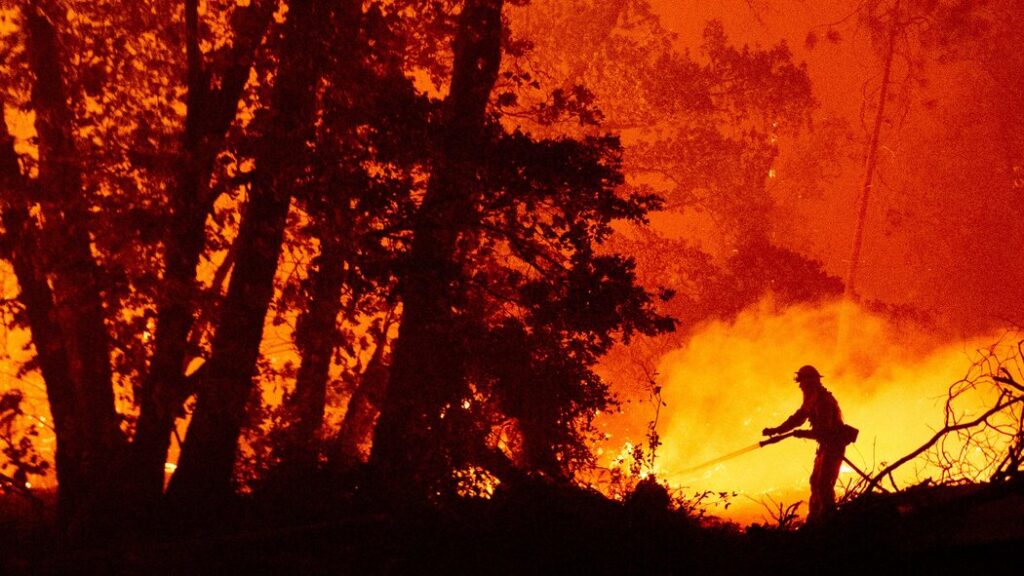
812, 445, 845, 519
807, 449, 825, 523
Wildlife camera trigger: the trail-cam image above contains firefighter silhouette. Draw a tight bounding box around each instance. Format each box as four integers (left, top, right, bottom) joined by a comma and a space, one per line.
762, 365, 856, 523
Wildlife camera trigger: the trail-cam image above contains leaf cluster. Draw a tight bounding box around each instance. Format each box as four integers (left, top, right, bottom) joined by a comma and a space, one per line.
0, 389, 49, 495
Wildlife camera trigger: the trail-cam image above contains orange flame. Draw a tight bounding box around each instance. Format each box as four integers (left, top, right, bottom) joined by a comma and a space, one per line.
596, 298, 1004, 525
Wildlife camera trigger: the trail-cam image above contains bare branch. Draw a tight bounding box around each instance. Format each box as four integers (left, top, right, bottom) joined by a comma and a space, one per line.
864, 397, 1024, 494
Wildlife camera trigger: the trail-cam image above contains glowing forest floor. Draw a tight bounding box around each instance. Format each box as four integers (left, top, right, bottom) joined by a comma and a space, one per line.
3, 478, 1023, 575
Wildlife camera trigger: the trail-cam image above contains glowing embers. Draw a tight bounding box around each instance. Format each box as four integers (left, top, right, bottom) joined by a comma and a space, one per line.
454, 466, 500, 499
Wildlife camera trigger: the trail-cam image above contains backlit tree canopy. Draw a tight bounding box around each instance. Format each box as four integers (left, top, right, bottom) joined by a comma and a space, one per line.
0, 0, 682, 535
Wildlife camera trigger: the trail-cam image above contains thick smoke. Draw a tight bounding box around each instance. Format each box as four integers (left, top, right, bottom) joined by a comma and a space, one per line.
596, 298, 1001, 524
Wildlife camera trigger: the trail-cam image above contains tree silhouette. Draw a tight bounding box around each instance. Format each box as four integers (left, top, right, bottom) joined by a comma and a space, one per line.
0, 0, 674, 533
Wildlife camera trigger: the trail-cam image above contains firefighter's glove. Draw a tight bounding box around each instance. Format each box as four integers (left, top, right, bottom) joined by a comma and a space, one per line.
761, 427, 777, 437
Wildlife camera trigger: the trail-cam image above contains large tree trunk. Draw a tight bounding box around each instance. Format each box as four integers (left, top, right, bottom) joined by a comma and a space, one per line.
166, 0, 342, 509
271, 0, 380, 473
368, 0, 505, 502
1, 108, 81, 532
266, 184, 367, 475
274, 229, 349, 471
12, 4, 126, 538
124, 0, 275, 513
332, 319, 392, 468
165, 177, 293, 507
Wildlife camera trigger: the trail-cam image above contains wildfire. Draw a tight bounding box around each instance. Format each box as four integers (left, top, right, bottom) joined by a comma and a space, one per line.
595, 298, 1005, 525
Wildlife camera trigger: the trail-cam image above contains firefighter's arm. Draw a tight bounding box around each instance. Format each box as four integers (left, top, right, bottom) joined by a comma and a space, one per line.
762, 408, 807, 436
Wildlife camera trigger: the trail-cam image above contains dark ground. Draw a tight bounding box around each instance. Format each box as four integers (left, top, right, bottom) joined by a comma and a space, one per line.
3, 477, 1022, 575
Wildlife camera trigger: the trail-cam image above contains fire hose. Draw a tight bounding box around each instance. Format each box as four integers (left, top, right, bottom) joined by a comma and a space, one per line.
678, 429, 872, 483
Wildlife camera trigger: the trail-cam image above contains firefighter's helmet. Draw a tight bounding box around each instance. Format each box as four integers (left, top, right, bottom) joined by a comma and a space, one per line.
795, 365, 822, 383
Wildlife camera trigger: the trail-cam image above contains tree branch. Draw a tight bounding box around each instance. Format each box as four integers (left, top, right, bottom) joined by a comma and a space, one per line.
864, 396, 1024, 494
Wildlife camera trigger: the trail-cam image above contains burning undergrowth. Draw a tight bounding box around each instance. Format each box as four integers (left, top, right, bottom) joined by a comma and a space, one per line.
593, 297, 1019, 525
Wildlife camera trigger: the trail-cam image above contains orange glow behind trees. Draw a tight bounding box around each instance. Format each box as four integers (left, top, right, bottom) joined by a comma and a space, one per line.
1, 0, 1022, 534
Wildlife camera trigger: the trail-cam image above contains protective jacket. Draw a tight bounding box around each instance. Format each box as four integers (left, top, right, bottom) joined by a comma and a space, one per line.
775, 386, 846, 445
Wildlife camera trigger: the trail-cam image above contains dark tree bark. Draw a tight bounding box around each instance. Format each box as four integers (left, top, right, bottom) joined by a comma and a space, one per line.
167, 0, 349, 508
368, 0, 505, 502
124, 0, 276, 511
1, 108, 81, 531
332, 320, 391, 468
272, 0, 388, 473
275, 230, 349, 471
11, 4, 125, 537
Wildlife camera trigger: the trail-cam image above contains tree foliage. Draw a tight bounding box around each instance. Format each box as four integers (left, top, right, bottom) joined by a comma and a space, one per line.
0, 0, 681, 533
0, 389, 49, 497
